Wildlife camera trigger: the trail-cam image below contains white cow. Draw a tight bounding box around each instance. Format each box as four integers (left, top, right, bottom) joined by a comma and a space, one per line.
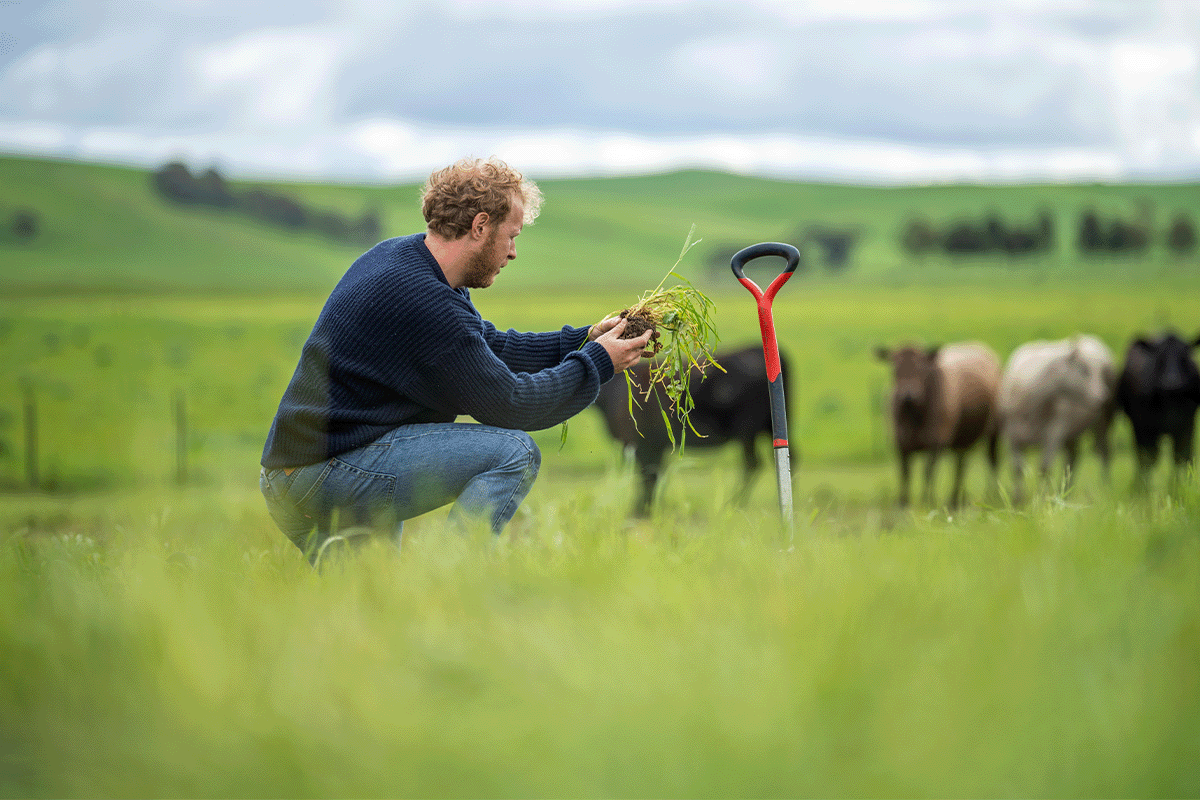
998, 334, 1117, 502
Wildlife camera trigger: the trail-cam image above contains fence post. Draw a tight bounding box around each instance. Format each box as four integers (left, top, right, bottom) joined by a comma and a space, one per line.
23, 383, 37, 490
174, 389, 187, 485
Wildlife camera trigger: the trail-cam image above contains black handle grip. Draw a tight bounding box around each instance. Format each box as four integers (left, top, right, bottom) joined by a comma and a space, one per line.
730, 242, 801, 282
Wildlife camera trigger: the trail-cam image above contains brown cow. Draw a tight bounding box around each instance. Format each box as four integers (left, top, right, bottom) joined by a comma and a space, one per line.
875, 341, 1002, 508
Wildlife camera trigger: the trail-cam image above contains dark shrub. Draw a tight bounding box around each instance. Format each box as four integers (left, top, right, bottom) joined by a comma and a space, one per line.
11, 208, 39, 239
239, 189, 308, 229
1167, 214, 1196, 254
901, 218, 937, 255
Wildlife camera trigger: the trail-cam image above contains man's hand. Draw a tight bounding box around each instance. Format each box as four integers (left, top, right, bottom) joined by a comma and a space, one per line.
594, 318, 651, 373
588, 315, 621, 342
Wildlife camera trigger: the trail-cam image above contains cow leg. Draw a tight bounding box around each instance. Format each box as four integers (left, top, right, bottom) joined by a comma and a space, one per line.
735, 437, 762, 506
1062, 438, 1080, 494
1092, 422, 1112, 486
1008, 435, 1027, 506
633, 449, 662, 518
1133, 432, 1159, 492
949, 450, 968, 510
986, 430, 1001, 503
897, 450, 912, 508
1171, 415, 1196, 483
1122, 414, 1158, 491
1037, 425, 1066, 496
922, 449, 940, 507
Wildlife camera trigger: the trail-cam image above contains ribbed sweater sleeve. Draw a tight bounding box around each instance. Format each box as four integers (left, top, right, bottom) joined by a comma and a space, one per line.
424, 333, 611, 430
481, 320, 591, 373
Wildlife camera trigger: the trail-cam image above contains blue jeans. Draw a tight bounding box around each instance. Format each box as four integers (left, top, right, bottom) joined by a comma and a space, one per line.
259, 423, 541, 563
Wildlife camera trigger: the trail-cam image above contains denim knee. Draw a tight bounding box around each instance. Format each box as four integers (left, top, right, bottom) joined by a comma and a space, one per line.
507, 430, 541, 477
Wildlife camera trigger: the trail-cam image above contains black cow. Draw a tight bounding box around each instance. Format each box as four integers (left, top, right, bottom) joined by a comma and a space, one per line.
594, 345, 792, 516
1116, 331, 1200, 487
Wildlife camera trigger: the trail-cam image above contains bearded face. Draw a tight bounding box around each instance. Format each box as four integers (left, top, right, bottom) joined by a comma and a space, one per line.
460, 200, 523, 289
461, 226, 506, 289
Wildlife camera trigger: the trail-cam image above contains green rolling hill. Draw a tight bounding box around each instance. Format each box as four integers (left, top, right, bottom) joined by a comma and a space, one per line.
0, 153, 1198, 295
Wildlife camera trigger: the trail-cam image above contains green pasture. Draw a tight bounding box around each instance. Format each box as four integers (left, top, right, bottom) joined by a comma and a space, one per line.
2, 280, 1195, 493
1, 155, 1199, 796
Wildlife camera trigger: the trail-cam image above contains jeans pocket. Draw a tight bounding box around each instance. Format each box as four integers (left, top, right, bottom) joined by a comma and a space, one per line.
262, 466, 305, 497
313, 460, 397, 528
292, 461, 335, 508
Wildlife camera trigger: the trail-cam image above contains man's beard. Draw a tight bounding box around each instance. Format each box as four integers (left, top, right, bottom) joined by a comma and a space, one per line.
462, 234, 501, 289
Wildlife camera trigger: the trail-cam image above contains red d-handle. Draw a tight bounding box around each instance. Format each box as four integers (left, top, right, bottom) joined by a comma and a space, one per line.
730, 241, 801, 293
730, 242, 800, 384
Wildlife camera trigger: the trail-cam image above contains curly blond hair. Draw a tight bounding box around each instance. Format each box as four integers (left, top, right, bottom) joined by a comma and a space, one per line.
421, 157, 543, 238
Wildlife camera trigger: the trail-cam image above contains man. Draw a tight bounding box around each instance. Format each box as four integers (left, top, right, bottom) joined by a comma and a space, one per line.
260, 157, 650, 563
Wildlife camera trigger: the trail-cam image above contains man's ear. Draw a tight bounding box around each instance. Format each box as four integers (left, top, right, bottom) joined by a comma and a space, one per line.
471, 211, 490, 238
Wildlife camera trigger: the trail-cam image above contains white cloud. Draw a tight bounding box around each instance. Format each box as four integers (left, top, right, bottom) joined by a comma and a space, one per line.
1107, 38, 1200, 169
191, 27, 346, 128
0, 119, 70, 151
1, 0, 1199, 182
670, 36, 789, 106
0, 117, 1139, 184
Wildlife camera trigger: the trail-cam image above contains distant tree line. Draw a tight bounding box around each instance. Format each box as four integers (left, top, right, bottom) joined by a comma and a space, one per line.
707, 224, 860, 277
902, 207, 1197, 259
1077, 209, 1196, 256
150, 162, 382, 247
902, 211, 1054, 257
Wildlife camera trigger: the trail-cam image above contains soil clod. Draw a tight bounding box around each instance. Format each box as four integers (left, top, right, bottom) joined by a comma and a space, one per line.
618, 309, 663, 354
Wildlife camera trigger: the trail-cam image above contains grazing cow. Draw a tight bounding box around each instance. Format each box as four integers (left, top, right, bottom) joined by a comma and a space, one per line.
594, 345, 791, 517
998, 335, 1116, 502
1116, 331, 1200, 487
875, 342, 1002, 508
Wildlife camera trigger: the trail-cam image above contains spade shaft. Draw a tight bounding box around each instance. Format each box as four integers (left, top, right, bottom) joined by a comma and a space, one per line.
730, 242, 801, 538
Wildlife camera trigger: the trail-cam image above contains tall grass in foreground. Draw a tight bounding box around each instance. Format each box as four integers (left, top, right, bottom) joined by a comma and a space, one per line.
2, 481, 1198, 797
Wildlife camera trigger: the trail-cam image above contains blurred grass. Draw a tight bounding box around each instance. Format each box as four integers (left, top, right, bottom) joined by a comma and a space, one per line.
1, 155, 1199, 796
2, 480, 1198, 796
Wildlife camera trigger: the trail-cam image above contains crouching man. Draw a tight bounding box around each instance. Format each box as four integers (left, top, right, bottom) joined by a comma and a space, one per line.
260, 157, 650, 563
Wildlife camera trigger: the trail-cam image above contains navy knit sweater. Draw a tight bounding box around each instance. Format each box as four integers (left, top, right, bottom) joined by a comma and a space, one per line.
261, 233, 614, 468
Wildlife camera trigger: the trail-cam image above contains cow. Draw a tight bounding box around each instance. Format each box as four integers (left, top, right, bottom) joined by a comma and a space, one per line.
593, 345, 791, 517
874, 341, 1001, 508
997, 335, 1116, 503
1115, 331, 1200, 488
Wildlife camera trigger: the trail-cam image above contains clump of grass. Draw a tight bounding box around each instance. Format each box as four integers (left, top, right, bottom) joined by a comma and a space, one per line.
613, 224, 722, 450
559, 225, 721, 451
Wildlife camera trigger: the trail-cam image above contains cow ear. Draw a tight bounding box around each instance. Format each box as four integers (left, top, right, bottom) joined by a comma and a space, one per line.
926, 344, 941, 360
874, 346, 891, 362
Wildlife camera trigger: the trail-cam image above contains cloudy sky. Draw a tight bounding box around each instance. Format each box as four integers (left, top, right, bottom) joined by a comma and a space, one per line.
1, 0, 1199, 183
